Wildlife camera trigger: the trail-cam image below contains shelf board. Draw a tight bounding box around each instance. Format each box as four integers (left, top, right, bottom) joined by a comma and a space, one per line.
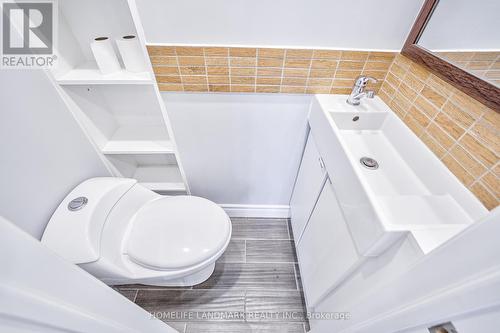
102, 126, 174, 155
56, 62, 153, 85
134, 165, 186, 193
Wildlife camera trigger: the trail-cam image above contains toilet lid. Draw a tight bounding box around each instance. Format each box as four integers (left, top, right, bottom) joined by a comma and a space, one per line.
126, 196, 231, 270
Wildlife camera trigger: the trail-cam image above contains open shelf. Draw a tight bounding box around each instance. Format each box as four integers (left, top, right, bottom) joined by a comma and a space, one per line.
56, 62, 153, 85
107, 154, 186, 194
134, 165, 186, 193
102, 125, 174, 155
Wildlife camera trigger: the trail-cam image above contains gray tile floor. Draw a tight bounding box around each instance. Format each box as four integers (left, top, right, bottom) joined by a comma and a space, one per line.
115, 218, 309, 333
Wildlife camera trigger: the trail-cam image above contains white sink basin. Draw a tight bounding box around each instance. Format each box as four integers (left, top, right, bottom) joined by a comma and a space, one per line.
308, 95, 488, 255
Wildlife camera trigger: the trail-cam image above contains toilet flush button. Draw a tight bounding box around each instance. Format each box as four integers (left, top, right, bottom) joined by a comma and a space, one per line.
68, 197, 88, 211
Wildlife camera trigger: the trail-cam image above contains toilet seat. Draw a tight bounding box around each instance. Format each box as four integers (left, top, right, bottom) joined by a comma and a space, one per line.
126, 196, 231, 271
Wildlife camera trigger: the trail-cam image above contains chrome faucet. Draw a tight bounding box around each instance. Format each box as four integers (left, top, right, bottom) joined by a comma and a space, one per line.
346, 75, 378, 106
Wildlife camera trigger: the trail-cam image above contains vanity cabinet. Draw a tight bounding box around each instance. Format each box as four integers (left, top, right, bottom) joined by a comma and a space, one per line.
297, 180, 360, 308
290, 132, 327, 243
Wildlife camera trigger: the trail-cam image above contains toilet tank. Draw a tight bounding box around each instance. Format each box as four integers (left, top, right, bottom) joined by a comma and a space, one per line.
41, 177, 136, 264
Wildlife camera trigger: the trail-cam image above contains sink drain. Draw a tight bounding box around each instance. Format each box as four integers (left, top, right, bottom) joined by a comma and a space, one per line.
360, 157, 379, 170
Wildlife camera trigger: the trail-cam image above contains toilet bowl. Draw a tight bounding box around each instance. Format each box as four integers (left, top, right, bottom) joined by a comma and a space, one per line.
41, 177, 232, 286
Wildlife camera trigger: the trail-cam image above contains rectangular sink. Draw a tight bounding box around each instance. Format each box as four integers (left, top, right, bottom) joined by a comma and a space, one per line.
308, 95, 488, 256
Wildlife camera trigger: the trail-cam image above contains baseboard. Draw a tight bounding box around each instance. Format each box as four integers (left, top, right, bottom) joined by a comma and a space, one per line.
220, 204, 291, 218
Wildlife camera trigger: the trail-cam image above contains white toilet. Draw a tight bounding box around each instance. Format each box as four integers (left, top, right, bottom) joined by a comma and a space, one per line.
41, 177, 232, 286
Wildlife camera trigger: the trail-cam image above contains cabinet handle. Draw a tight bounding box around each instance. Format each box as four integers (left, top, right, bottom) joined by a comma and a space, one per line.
318, 157, 325, 170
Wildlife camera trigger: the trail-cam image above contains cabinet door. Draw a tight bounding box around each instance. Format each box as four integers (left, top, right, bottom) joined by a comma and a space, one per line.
290, 132, 327, 244
298, 180, 360, 308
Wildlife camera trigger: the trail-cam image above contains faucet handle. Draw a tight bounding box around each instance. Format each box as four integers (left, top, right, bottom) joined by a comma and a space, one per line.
354, 75, 378, 86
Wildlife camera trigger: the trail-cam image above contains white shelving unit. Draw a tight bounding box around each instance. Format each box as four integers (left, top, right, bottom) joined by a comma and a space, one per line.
52, 0, 189, 195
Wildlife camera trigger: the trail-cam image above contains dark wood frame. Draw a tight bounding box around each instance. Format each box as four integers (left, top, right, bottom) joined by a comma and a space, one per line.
402, 0, 500, 112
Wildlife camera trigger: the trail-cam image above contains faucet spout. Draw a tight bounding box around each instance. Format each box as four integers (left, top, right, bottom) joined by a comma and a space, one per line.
346, 76, 377, 106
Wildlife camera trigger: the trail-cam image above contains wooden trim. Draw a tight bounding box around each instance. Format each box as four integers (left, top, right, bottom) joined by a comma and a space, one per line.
402, 0, 500, 112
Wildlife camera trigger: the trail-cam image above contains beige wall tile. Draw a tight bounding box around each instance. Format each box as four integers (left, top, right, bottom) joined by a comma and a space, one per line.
434, 113, 465, 139
207, 66, 229, 75
306, 86, 331, 94
205, 57, 229, 66
182, 76, 208, 84
286, 49, 313, 59
421, 86, 447, 108
147, 46, 175, 56
341, 51, 369, 61
175, 47, 204, 56
231, 85, 255, 93
204, 47, 229, 56
368, 52, 396, 62
258, 48, 285, 58
230, 76, 255, 85
209, 84, 230, 92
156, 75, 181, 84
178, 56, 205, 66
230, 57, 257, 67
311, 59, 337, 70
459, 134, 497, 168
481, 172, 500, 198
158, 83, 183, 91
231, 67, 256, 76
281, 86, 305, 93
284, 59, 311, 68
282, 77, 307, 86
179, 66, 206, 75
330, 87, 352, 94
442, 155, 474, 186
257, 58, 284, 68
150, 57, 178, 66
230, 48, 257, 57
256, 85, 281, 93
312, 50, 341, 59
153, 66, 179, 75
283, 68, 309, 77
257, 68, 283, 77
183, 84, 208, 92
449, 145, 487, 178
471, 182, 498, 210
208, 76, 230, 85
257, 77, 281, 85
310, 69, 336, 78
307, 78, 333, 87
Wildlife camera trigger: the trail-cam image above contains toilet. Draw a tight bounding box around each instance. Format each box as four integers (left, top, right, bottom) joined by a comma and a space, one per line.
41, 177, 232, 286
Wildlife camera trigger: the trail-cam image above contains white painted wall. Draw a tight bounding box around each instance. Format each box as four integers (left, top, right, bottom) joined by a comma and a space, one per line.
136, 0, 425, 51
418, 0, 500, 51
163, 93, 310, 208
0, 70, 111, 239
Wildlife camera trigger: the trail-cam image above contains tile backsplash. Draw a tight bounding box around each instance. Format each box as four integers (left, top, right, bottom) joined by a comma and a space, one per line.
379, 54, 499, 210
146, 46, 395, 94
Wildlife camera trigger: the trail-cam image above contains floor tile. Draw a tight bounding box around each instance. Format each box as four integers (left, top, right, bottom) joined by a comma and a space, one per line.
245, 290, 306, 322
167, 321, 186, 332
246, 240, 297, 263
135, 289, 245, 322
115, 289, 137, 302
231, 219, 290, 240
185, 322, 305, 333
219, 239, 246, 263
194, 263, 297, 290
